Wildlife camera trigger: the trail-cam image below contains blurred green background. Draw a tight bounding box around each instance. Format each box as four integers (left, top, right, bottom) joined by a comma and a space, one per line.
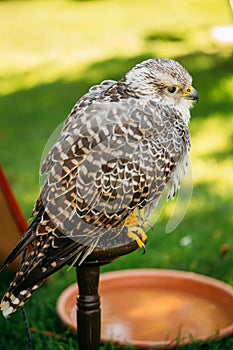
0, 0, 232, 349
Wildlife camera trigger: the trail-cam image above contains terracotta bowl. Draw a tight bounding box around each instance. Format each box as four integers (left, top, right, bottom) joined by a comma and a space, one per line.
56, 269, 233, 349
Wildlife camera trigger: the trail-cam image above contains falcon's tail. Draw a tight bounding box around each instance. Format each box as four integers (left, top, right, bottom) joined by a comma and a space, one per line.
0, 230, 98, 317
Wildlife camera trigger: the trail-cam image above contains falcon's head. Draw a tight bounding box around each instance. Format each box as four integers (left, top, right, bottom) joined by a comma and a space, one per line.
122, 58, 198, 109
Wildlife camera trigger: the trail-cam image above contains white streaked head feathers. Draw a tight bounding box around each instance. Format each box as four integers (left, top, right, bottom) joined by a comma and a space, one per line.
123, 58, 193, 107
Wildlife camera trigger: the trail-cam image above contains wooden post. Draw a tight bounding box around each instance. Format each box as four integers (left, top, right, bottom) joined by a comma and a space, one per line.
76, 265, 101, 350
74, 241, 140, 350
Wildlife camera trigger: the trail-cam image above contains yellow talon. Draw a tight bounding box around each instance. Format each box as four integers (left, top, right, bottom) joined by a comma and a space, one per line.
139, 229, 148, 243
127, 229, 147, 254
125, 215, 148, 253
124, 214, 147, 253
127, 230, 145, 248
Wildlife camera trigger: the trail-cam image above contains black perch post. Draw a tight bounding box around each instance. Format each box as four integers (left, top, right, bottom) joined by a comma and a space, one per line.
75, 241, 139, 350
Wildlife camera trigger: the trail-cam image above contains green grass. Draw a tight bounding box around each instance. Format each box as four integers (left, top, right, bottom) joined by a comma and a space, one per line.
0, 0, 233, 349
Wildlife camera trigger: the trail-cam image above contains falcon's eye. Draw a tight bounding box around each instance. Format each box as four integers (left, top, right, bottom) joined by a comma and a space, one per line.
166, 86, 178, 94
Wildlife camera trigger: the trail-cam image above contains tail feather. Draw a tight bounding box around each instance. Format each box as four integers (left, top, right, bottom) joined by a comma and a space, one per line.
0, 230, 99, 317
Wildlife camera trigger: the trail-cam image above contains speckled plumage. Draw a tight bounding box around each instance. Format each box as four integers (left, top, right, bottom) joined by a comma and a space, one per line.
0, 58, 198, 317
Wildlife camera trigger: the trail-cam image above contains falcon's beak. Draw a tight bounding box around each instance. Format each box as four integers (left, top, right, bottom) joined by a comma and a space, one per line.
183, 86, 199, 102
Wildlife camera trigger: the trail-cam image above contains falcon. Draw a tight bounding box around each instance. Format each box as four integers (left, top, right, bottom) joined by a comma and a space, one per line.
0, 58, 198, 317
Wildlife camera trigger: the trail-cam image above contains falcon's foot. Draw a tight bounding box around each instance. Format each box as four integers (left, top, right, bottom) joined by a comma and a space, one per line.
125, 215, 148, 253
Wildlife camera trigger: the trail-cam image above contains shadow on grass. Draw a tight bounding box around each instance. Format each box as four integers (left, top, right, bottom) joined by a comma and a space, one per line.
144, 31, 185, 42
1, 50, 232, 138
1, 50, 232, 136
